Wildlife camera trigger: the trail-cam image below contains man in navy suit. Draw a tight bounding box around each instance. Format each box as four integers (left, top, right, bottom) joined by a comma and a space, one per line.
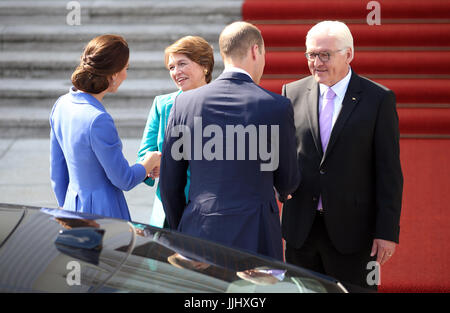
159, 21, 300, 260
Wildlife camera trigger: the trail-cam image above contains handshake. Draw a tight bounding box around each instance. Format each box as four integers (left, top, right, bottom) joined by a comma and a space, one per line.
139, 151, 162, 180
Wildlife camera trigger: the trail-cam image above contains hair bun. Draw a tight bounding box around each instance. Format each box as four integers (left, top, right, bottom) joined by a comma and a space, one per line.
80, 62, 109, 77
71, 66, 109, 94
71, 34, 129, 94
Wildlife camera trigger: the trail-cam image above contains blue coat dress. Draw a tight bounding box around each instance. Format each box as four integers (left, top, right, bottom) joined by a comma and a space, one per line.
137, 90, 190, 227
50, 87, 147, 220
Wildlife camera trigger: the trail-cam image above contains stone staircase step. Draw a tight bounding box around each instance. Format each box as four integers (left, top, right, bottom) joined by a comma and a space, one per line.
0, 51, 224, 79
0, 77, 180, 138
0, 105, 150, 139
0, 78, 182, 108
0, 0, 242, 138
0, 0, 242, 25
1, 24, 224, 51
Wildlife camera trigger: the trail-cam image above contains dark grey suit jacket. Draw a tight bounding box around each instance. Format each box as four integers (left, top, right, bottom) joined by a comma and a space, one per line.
281, 71, 403, 254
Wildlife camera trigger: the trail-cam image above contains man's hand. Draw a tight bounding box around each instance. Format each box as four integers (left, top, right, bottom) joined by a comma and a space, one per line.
275, 189, 293, 203
148, 166, 160, 179
371, 238, 396, 265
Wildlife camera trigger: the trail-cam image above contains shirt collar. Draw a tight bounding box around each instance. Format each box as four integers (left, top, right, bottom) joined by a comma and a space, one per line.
222, 66, 253, 81
319, 67, 352, 101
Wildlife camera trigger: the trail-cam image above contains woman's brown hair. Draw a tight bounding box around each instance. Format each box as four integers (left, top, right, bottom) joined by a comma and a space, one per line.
71, 34, 129, 94
164, 36, 214, 83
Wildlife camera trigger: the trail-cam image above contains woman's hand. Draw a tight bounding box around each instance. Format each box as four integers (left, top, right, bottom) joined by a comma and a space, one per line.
139, 151, 161, 177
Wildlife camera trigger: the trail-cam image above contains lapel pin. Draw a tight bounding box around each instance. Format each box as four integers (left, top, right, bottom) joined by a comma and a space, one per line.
352, 97, 357, 101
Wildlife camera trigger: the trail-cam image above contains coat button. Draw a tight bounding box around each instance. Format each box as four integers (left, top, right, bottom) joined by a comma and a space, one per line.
320, 169, 326, 175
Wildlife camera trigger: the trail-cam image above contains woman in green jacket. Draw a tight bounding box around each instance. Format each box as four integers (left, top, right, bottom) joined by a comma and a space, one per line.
137, 36, 214, 227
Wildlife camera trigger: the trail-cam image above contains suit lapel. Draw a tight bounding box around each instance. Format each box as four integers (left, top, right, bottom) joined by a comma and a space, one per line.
305, 79, 322, 156
321, 72, 362, 165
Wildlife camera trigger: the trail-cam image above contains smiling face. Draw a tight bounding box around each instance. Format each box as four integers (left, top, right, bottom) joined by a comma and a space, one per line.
167, 53, 207, 91
306, 35, 352, 87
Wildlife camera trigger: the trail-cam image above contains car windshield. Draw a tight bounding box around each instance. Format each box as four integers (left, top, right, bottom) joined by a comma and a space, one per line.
104, 222, 346, 293
0, 205, 346, 293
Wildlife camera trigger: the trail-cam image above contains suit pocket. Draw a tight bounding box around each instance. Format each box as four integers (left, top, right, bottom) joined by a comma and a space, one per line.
195, 196, 220, 215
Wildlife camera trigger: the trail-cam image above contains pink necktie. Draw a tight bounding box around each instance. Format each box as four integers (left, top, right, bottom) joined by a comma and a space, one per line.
318, 87, 336, 212
319, 87, 336, 152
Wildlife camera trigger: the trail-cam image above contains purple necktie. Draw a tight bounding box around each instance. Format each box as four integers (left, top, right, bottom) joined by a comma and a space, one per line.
318, 87, 336, 212
319, 87, 336, 152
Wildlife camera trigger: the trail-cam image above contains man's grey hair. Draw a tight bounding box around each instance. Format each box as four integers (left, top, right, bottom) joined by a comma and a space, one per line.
306, 21, 354, 60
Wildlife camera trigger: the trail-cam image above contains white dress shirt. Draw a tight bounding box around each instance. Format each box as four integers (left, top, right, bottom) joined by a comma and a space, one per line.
318, 67, 352, 129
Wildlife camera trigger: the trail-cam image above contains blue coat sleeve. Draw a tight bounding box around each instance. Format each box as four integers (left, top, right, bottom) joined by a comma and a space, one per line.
90, 113, 146, 191
49, 121, 69, 207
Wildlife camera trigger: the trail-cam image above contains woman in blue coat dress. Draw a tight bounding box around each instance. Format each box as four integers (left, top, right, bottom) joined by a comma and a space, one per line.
137, 36, 214, 227
50, 34, 161, 220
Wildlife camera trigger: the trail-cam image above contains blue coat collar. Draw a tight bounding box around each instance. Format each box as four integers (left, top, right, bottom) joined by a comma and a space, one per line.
69, 87, 106, 111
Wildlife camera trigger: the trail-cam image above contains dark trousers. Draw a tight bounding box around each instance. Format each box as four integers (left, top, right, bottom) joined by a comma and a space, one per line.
285, 213, 378, 292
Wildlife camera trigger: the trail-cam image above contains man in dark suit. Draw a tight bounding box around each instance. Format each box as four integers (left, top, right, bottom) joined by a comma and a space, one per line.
159, 21, 300, 261
281, 21, 403, 290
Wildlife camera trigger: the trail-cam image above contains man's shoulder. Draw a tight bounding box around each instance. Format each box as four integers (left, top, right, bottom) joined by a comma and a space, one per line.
283, 76, 315, 92
257, 85, 290, 103
357, 75, 393, 95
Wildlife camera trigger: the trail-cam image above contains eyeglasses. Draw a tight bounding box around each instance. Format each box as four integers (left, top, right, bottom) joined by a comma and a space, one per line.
304, 49, 344, 62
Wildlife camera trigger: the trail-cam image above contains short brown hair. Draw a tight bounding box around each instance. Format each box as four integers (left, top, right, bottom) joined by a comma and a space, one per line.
71, 34, 129, 94
219, 21, 264, 60
164, 36, 214, 83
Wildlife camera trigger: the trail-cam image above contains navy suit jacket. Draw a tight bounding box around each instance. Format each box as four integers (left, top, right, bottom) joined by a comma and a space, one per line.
159, 71, 300, 260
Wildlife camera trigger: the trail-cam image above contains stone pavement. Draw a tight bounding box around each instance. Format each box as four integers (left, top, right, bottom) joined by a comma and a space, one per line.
0, 137, 156, 224
0, 0, 240, 138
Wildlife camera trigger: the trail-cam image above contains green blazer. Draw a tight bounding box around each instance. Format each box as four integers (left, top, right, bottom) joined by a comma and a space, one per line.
137, 90, 190, 202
